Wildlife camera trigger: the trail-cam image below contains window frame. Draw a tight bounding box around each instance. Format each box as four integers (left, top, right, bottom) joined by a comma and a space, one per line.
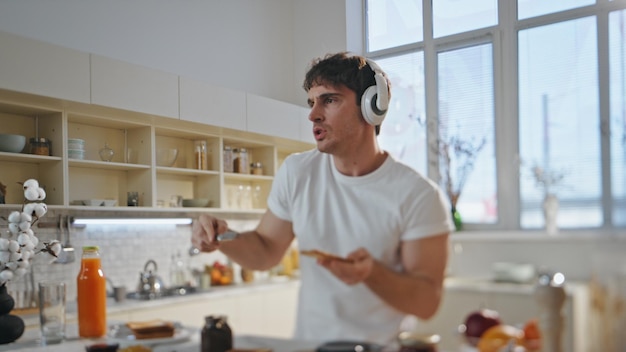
365, 0, 626, 232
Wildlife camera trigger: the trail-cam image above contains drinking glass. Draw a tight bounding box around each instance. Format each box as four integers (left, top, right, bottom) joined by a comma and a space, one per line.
38, 281, 66, 345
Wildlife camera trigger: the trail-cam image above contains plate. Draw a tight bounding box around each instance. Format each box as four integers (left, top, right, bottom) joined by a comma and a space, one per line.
107, 323, 192, 347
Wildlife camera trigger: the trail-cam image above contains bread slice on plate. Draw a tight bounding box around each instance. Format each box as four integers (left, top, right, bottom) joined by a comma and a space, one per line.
125, 319, 175, 339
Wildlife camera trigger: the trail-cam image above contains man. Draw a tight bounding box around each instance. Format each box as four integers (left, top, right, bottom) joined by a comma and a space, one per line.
192, 52, 454, 344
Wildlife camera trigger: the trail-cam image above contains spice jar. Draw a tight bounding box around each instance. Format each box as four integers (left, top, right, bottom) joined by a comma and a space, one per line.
223, 146, 234, 173
250, 162, 263, 175
233, 148, 249, 174
29, 137, 51, 156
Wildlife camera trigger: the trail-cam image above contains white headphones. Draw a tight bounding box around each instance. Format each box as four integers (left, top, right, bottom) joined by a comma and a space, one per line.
360, 58, 389, 126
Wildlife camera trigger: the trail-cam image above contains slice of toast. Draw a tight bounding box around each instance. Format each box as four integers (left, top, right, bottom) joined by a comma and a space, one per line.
300, 249, 354, 263
126, 319, 175, 339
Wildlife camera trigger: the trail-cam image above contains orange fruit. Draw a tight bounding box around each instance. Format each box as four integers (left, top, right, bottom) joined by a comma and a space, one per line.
219, 275, 232, 285
210, 269, 222, 285
477, 324, 524, 352
522, 319, 541, 351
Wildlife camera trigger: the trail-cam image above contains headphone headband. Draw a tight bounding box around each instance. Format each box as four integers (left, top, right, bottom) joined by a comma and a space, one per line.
361, 58, 389, 125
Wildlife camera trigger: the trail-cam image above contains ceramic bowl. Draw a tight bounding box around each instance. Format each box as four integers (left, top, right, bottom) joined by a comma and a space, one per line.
156, 148, 178, 167
0, 134, 26, 153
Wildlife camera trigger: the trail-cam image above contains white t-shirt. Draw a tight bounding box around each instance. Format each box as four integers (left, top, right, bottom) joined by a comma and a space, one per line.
267, 149, 454, 345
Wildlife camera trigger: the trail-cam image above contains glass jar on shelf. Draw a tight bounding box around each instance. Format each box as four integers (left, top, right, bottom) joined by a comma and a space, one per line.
29, 137, 51, 156
194, 140, 208, 170
99, 142, 114, 162
223, 146, 234, 173
250, 162, 263, 175
233, 148, 249, 174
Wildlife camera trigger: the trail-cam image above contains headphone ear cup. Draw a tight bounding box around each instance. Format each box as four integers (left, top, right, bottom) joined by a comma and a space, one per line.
361, 85, 387, 126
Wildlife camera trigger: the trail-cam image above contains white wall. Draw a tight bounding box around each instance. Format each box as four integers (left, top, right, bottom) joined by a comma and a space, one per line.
0, 0, 357, 106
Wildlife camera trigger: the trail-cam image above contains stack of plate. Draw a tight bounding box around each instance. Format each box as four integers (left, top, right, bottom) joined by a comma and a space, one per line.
68, 138, 85, 159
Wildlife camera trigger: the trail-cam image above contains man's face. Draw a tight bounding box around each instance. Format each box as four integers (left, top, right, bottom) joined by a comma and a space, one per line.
306, 84, 365, 155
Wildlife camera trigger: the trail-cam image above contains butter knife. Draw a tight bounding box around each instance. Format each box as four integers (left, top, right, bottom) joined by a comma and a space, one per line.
216, 230, 239, 242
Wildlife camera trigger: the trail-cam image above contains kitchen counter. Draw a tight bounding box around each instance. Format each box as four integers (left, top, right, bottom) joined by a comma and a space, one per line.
16, 277, 300, 330
0, 326, 321, 352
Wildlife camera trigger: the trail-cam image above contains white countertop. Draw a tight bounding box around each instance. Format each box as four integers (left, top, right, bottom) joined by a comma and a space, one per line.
0, 326, 321, 352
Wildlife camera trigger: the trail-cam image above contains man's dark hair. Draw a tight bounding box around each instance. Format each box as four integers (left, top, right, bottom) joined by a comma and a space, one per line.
303, 52, 390, 135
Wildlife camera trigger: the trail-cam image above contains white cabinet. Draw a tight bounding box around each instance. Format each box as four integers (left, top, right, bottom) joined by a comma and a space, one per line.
90, 55, 179, 119
126, 281, 299, 338
246, 94, 301, 140
179, 77, 247, 131
0, 31, 90, 103
0, 34, 314, 212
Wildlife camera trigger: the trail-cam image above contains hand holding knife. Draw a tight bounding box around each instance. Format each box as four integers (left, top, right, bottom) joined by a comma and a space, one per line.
216, 230, 239, 242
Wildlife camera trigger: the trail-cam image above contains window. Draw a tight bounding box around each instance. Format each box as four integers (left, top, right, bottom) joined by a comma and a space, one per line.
438, 44, 496, 223
610, 9, 626, 226
367, 0, 626, 231
517, 0, 595, 20
433, 0, 498, 38
366, 0, 423, 52
377, 53, 428, 174
519, 17, 601, 229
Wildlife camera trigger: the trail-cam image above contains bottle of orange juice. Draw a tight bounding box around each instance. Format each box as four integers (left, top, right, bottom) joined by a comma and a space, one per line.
77, 246, 107, 337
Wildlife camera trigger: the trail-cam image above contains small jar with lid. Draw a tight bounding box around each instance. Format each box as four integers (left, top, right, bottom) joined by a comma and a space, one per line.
29, 137, 51, 156
250, 162, 263, 175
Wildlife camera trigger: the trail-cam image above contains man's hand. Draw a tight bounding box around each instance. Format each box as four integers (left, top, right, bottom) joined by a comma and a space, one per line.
191, 214, 230, 253
317, 247, 374, 285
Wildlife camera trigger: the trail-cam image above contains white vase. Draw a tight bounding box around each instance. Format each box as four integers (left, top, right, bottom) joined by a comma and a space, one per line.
543, 193, 559, 236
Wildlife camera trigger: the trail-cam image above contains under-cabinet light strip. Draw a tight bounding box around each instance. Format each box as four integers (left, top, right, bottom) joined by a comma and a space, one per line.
73, 218, 193, 225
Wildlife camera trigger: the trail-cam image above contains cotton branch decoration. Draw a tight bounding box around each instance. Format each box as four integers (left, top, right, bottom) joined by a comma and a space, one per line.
0, 179, 61, 287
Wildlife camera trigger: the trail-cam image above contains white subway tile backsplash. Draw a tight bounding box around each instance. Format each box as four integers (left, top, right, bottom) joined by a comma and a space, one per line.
3, 210, 260, 307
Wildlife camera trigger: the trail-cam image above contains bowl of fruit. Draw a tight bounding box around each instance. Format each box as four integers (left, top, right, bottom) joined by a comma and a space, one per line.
459, 308, 541, 352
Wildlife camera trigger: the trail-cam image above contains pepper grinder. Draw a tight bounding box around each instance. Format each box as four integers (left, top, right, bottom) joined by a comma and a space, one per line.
534, 271, 566, 352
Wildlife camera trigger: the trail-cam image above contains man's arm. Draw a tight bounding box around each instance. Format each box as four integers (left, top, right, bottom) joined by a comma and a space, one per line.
320, 233, 449, 319
192, 210, 295, 271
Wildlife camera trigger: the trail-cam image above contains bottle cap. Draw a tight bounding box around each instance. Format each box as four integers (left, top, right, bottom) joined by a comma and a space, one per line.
82, 245, 99, 251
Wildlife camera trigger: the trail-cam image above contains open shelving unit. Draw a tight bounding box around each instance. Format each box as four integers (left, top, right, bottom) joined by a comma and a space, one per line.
0, 92, 312, 214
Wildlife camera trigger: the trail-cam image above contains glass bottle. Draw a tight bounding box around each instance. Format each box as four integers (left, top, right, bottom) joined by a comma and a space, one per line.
76, 246, 107, 338
201, 315, 232, 352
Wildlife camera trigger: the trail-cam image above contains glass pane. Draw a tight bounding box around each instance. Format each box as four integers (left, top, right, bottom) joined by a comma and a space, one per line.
610, 10, 626, 226
376, 53, 427, 175
518, 17, 601, 229
518, 0, 595, 20
366, 0, 423, 52
437, 44, 496, 224
433, 0, 497, 38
